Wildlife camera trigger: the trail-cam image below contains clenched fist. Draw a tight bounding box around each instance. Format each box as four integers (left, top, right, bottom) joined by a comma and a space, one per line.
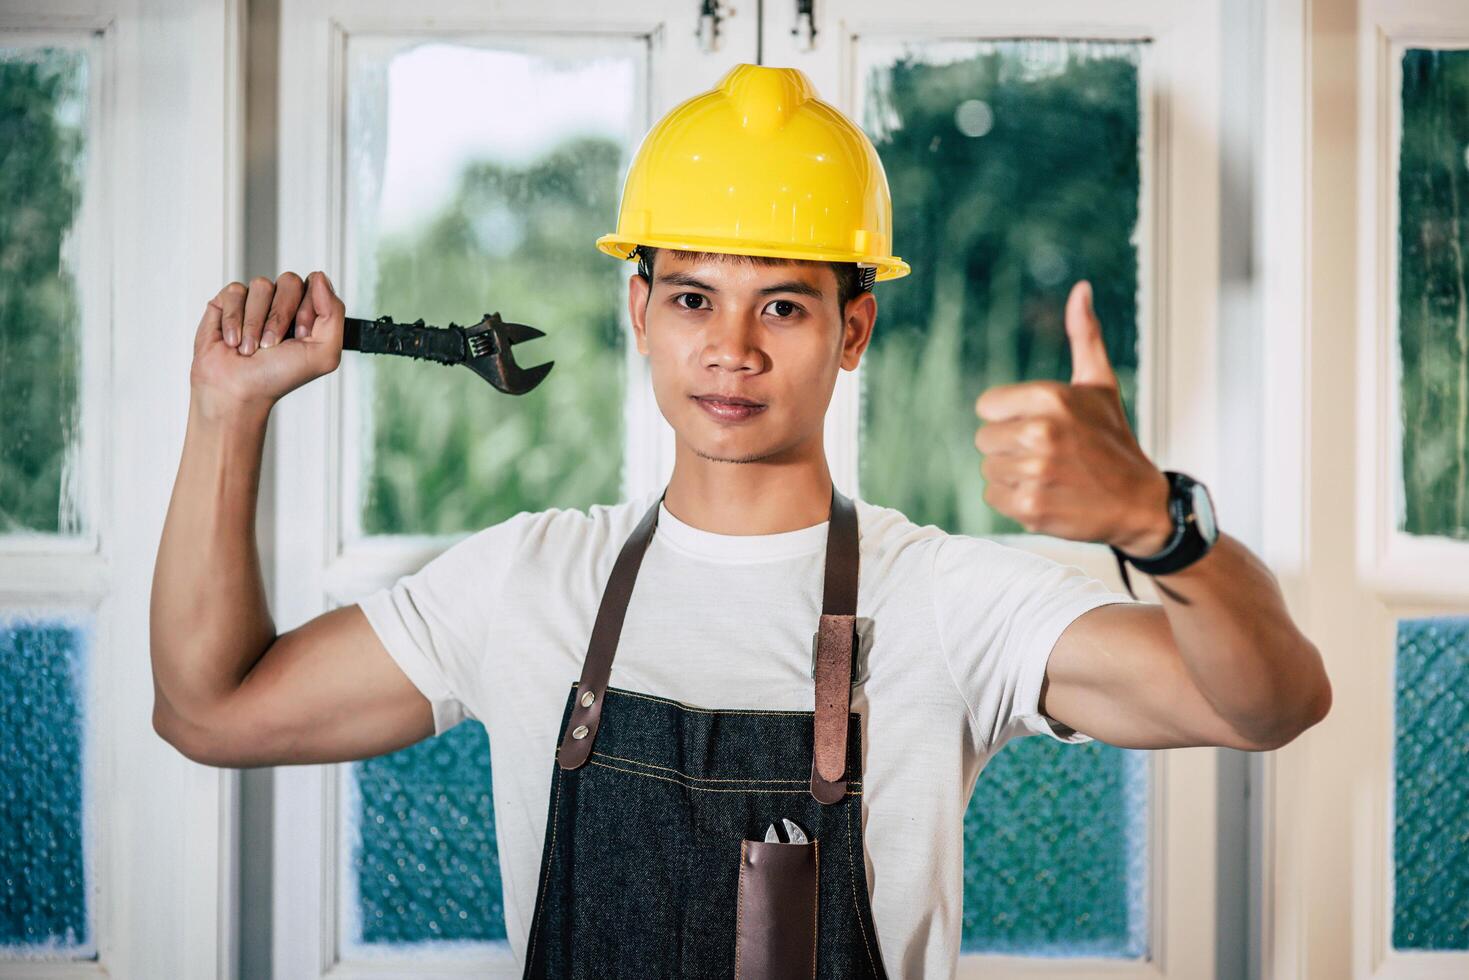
973, 280, 1173, 556
190, 271, 345, 418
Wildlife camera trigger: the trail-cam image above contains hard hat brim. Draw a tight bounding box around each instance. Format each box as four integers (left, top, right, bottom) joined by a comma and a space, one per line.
596, 233, 911, 283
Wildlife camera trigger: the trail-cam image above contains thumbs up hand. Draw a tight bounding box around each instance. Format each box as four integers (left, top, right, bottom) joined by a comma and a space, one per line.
973, 280, 1173, 555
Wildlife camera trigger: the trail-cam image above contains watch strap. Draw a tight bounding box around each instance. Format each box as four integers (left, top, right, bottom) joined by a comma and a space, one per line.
1110, 470, 1215, 599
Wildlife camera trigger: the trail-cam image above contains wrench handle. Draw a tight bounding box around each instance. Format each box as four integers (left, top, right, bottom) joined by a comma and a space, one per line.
285, 315, 466, 366
342, 316, 465, 365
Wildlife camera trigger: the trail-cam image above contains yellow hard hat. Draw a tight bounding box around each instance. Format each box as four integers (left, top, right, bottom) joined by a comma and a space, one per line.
595, 63, 911, 285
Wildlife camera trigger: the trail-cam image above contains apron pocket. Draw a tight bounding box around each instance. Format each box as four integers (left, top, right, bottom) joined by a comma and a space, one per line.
735, 838, 819, 979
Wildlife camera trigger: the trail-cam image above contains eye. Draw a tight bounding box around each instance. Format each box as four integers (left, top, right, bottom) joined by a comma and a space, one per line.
765, 299, 804, 319
673, 293, 708, 311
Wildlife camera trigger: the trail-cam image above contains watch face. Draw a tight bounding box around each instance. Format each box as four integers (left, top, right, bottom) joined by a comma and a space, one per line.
1190, 482, 1218, 544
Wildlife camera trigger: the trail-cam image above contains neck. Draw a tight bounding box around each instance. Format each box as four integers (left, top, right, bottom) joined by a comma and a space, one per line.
661, 437, 835, 536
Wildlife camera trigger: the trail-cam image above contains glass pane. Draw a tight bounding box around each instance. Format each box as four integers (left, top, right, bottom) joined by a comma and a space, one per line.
855, 39, 1144, 536
1398, 48, 1469, 540
344, 40, 646, 537
1393, 615, 1469, 950
854, 39, 1151, 957
340, 40, 645, 952
0, 46, 89, 536
344, 721, 503, 952
0, 612, 94, 958
963, 740, 1147, 956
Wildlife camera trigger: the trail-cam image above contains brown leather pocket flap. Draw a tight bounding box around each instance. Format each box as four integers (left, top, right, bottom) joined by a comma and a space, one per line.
735, 838, 818, 979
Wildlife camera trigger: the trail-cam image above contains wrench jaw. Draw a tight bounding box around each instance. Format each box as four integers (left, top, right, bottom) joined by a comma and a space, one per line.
462, 313, 555, 395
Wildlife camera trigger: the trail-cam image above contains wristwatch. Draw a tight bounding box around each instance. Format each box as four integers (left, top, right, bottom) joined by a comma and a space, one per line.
1109, 469, 1219, 599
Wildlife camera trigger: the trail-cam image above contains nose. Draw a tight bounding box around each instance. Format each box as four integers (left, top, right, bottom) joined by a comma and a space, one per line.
701, 312, 766, 373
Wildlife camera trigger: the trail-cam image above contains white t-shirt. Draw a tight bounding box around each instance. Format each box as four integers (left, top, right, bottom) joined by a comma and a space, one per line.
357, 488, 1135, 977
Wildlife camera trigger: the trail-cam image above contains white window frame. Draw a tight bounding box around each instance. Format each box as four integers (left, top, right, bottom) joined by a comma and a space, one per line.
0, 0, 245, 977
1261, 0, 1469, 978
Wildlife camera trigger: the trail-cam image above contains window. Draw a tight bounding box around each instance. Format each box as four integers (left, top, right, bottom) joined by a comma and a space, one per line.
1397, 47, 1469, 542
850, 37, 1152, 956
0, 37, 99, 963
334, 34, 648, 960
1392, 615, 1469, 951
0, 612, 94, 958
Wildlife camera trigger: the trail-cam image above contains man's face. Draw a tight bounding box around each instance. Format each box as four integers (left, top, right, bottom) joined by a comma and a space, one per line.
627, 252, 876, 466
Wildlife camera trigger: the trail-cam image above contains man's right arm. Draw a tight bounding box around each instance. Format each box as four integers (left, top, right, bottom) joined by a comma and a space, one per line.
150, 271, 436, 768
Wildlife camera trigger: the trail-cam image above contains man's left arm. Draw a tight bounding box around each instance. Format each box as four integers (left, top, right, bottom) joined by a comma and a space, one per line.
973, 281, 1332, 752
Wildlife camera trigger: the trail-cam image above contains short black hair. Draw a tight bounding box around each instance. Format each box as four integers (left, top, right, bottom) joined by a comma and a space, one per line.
632, 246, 873, 311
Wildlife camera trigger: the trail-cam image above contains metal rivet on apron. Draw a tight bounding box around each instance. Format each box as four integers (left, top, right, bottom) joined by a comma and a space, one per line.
572, 724, 589, 739
580, 690, 596, 708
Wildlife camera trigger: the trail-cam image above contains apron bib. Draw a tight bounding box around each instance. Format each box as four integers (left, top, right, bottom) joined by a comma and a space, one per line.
521, 484, 889, 979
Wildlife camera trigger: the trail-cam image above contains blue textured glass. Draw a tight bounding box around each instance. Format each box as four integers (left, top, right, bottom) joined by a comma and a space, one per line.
1393, 615, 1469, 950
345, 720, 504, 949
962, 738, 1148, 956
0, 613, 93, 957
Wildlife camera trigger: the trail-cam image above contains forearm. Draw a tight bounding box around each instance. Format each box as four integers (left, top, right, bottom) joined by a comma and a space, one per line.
150, 392, 276, 729
1139, 531, 1330, 746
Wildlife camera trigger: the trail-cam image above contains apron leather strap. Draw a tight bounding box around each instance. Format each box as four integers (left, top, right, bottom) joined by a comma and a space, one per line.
556, 486, 665, 771
810, 487, 858, 804
557, 484, 861, 807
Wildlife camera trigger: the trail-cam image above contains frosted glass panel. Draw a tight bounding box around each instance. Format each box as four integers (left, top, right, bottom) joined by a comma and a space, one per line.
0, 46, 90, 536
855, 39, 1144, 536
343, 39, 646, 537
1394, 615, 1469, 950
963, 738, 1148, 956
1397, 48, 1469, 540
0, 613, 94, 958
344, 720, 503, 952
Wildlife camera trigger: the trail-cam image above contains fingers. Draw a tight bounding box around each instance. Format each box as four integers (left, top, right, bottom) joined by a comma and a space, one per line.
217, 281, 248, 349
293, 272, 317, 340
975, 379, 1069, 423
262, 272, 304, 349
238, 276, 276, 355
974, 415, 1060, 457
979, 449, 1055, 488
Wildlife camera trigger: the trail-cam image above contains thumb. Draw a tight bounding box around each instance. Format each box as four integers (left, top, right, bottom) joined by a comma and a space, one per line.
308, 270, 340, 316
1065, 280, 1117, 388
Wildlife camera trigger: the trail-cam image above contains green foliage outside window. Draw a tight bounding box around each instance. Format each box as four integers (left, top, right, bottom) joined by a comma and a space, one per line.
0, 48, 87, 535
1399, 48, 1469, 540
360, 137, 628, 536
857, 42, 1142, 537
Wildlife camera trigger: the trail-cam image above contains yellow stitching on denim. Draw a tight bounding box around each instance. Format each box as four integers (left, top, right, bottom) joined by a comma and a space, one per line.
811, 839, 820, 979
605, 686, 823, 717
735, 839, 746, 980
847, 795, 879, 973
592, 749, 862, 787
525, 762, 562, 968
587, 758, 863, 795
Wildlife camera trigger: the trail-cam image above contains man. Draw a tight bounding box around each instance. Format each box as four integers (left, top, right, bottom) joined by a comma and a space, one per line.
152, 64, 1330, 976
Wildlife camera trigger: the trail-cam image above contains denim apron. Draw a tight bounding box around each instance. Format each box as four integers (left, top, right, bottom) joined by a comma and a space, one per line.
521, 484, 889, 979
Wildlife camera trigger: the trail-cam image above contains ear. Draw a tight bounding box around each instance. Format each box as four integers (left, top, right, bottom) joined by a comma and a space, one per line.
839, 291, 877, 371
628, 272, 650, 356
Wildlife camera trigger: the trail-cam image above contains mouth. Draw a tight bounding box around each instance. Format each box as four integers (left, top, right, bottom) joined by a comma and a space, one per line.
691, 394, 767, 423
